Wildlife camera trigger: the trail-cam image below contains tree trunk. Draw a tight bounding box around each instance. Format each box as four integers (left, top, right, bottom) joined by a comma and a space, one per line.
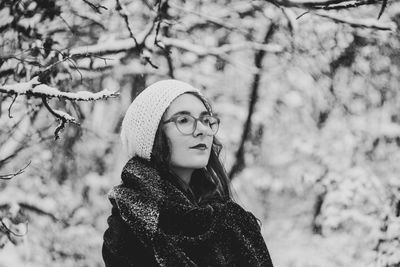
229, 23, 276, 179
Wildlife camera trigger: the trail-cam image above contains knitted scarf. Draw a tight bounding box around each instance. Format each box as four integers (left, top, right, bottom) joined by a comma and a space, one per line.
103, 157, 274, 266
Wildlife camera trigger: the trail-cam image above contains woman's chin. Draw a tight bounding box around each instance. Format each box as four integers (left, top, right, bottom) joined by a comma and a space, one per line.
172, 152, 210, 169
192, 155, 210, 168
183, 159, 209, 169
186, 161, 208, 169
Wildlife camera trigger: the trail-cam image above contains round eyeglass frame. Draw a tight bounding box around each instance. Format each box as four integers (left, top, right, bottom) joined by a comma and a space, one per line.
163, 114, 220, 136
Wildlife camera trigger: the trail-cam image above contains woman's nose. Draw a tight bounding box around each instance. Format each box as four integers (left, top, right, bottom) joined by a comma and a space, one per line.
193, 120, 209, 136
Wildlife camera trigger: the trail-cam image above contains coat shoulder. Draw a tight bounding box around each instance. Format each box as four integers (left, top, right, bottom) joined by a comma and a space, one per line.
118, 156, 164, 196
107, 157, 165, 237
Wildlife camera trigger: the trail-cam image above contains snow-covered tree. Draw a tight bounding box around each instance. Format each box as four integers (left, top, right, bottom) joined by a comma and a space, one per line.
1, 0, 399, 266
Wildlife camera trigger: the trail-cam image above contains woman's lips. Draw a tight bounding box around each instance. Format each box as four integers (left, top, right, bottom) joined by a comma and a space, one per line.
192, 147, 207, 151
190, 144, 207, 150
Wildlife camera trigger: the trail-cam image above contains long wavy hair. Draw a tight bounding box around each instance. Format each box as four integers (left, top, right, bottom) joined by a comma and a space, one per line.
150, 91, 232, 205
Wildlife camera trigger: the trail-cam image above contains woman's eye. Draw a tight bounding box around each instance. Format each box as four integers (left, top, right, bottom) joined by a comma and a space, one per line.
202, 118, 211, 124
176, 116, 189, 124
202, 116, 216, 125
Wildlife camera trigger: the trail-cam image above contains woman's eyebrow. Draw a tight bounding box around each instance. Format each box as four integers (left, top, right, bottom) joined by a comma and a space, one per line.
171, 110, 210, 116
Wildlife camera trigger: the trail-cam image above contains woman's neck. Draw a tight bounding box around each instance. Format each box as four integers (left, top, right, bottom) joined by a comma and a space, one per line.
171, 167, 193, 186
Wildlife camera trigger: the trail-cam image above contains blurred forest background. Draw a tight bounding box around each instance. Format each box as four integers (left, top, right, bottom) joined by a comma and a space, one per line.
0, 0, 399, 266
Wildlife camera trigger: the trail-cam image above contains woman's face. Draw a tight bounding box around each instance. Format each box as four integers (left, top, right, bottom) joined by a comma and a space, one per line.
163, 93, 214, 171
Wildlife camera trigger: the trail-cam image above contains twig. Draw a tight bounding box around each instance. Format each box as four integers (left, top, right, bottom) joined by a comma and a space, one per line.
0, 161, 31, 180
296, 11, 310, 20
377, 0, 387, 19
115, 0, 140, 48
169, 2, 250, 35
0, 218, 28, 237
18, 202, 60, 222
314, 11, 396, 31
154, 0, 166, 53
41, 97, 79, 140
265, 0, 383, 10
82, 0, 107, 13
7, 94, 17, 118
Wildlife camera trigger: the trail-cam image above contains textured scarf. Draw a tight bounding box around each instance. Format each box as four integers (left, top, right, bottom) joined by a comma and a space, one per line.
102, 157, 274, 266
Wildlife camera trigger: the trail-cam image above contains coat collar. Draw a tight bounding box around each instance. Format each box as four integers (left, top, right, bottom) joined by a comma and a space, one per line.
121, 156, 220, 206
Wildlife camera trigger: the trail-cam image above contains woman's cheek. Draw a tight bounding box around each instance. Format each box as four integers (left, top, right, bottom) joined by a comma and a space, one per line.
169, 139, 187, 166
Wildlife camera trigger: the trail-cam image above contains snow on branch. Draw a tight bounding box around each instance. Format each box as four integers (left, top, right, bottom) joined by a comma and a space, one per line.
0, 77, 119, 139
315, 11, 396, 30
67, 23, 155, 59
68, 38, 138, 58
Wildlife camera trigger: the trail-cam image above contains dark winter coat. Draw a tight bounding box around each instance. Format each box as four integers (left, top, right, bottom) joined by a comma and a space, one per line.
102, 156, 274, 266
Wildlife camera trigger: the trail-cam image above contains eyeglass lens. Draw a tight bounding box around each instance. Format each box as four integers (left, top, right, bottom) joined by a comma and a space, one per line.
175, 115, 219, 135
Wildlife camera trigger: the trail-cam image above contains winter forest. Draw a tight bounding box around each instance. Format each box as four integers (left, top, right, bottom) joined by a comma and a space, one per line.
0, 0, 399, 266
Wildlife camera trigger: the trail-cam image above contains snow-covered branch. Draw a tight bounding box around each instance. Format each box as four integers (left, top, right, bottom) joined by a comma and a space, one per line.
0, 77, 119, 139
0, 77, 119, 101
67, 22, 156, 59
68, 38, 138, 59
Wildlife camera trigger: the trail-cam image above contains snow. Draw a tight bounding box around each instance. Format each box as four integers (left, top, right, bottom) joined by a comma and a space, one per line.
1, 0, 399, 266
1, 77, 40, 94
0, 8, 13, 27
52, 109, 76, 122
0, 244, 39, 267
32, 84, 61, 96
69, 38, 136, 56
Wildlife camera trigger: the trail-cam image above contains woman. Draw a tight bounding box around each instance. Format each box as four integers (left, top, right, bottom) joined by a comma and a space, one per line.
102, 79, 274, 266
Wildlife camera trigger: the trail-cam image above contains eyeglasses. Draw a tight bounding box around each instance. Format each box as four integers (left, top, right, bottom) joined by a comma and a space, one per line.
163, 114, 220, 136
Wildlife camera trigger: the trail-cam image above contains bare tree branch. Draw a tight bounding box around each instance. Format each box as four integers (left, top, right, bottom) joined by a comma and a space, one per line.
81, 0, 107, 14
229, 23, 278, 179
18, 202, 60, 222
314, 11, 396, 30
377, 0, 388, 19
115, 0, 140, 48
266, 0, 384, 10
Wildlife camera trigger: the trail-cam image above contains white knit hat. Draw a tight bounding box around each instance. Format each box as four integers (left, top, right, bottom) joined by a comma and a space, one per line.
121, 79, 201, 160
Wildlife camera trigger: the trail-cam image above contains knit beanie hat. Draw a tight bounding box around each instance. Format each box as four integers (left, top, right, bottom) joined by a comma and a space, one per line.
121, 79, 201, 160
